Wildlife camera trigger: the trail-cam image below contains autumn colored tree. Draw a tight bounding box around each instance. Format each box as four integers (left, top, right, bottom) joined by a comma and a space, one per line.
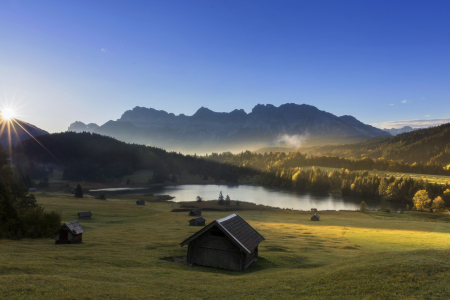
413, 190, 431, 211
432, 196, 446, 212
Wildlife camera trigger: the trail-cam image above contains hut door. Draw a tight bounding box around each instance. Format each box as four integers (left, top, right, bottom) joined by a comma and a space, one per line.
59, 230, 68, 241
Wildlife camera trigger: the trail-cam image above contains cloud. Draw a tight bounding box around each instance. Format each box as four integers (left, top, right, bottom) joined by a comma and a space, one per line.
425, 115, 430, 117
275, 134, 309, 148
101, 48, 107, 52
390, 103, 394, 106
371, 118, 450, 129
401, 100, 408, 104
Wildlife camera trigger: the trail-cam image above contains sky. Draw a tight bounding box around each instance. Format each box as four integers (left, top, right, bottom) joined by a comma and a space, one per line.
1, 0, 450, 133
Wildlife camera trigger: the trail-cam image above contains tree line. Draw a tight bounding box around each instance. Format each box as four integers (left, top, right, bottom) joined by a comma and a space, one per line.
206, 150, 450, 176
258, 166, 450, 205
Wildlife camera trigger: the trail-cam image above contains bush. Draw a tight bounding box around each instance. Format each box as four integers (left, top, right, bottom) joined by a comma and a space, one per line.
196, 196, 202, 202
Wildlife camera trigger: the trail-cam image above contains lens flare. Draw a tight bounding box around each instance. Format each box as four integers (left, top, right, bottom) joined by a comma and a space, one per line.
1, 108, 16, 120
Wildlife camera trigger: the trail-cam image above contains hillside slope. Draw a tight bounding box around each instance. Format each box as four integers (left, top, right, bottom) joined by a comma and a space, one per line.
300, 123, 450, 165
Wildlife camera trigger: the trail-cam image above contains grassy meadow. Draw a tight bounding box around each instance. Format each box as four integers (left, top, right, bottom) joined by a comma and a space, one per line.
1, 193, 450, 299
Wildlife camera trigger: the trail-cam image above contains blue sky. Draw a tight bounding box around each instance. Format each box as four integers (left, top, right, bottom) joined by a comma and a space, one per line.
1, 0, 450, 132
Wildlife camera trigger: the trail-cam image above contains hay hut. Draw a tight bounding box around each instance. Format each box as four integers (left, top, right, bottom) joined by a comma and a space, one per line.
77, 211, 92, 219
180, 213, 265, 271
189, 217, 206, 226
311, 213, 320, 221
189, 209, 202, 216
136, 200, 145, 205
55, 221, 85, 244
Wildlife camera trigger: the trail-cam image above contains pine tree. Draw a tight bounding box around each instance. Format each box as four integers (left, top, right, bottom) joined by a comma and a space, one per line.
218, 191, 224, 205
225, 195, 231, 205
75, 184, 83, 198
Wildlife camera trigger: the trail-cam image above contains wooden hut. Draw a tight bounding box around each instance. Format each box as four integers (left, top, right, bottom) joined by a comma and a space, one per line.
189, 217, 206, 226
189, 209, 201, 216
180, 213, 265, 271
77, 211, 92, 219
55, 221, 85, 244
136, 200, 145, 205
311, 213, 320, 221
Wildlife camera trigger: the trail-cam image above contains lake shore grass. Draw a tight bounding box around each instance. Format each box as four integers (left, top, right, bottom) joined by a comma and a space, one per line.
1, 193, 450, 299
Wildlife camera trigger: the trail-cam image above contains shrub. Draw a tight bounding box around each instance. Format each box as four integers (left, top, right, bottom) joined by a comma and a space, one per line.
196, 196, 202, 202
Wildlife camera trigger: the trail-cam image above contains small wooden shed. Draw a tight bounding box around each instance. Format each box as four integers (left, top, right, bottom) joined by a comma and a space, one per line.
189, 217, 206, 226
180, 213, 265, 271
136, 200, 145, 205
55, 221, 85, 244
189, 209, 202, 216
77, 211, 92, 219
311, 213, 320, 221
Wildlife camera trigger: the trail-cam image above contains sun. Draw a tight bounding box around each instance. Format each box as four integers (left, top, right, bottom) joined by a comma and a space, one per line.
1, 108, 16, 121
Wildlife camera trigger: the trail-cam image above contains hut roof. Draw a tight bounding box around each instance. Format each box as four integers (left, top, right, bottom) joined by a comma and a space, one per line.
190, 209, 201, 216
180, 213, 265, 254
78, 211, 92, 217
136, 200, 145, 205
189, 217, 206, 223
57, 221, 85, 235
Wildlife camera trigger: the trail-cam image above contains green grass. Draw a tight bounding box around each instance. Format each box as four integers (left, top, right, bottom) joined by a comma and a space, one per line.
1, 193, 450, 299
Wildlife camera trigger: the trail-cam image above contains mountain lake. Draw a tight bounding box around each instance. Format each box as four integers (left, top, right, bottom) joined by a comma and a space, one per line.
90, 184, 405, 211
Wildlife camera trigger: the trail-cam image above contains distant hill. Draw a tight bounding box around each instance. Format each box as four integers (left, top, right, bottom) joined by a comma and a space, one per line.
300, 123, 450, 165
13, 132, 253, 183
0, 117, 48, 149
383, 126, 416, 136
68, 103, 390, 153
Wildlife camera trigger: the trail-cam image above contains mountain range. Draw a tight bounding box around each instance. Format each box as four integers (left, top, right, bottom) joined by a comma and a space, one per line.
382, 126, 416, 136
68, 103, 390, 153
0, 117, 49, 149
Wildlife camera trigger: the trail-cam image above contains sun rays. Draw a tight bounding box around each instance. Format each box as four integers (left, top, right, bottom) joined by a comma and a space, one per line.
0, 104, 58, 164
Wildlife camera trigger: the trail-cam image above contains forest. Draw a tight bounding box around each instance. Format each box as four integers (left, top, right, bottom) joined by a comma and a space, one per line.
257, 166, 450, 206
12, 132, 256, 184
206, 150, 450, 176
299, 123, 450, 165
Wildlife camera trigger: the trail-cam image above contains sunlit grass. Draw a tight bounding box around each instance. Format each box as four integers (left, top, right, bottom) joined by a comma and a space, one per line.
1, 193, 450, 299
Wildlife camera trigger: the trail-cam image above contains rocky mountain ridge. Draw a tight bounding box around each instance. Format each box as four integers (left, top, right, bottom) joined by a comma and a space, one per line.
68, 103, 390, 153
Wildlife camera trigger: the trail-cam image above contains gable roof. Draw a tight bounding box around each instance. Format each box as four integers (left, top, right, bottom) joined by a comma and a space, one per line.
189, 217, 206, 223
180, 213, 265, 254
57, 221, 85, 235
189, 209, 201, 216
78, 211, 92, 217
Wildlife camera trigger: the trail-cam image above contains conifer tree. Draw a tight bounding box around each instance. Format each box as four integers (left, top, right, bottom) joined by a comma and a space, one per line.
75, 184, 83, 198
218, 191, 224, 205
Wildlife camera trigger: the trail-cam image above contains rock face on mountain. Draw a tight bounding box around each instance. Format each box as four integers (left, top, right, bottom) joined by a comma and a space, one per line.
68, 121, 99, 133
69, 103, 390, 153
383, 126, 416, 136
0, 117, 49, 148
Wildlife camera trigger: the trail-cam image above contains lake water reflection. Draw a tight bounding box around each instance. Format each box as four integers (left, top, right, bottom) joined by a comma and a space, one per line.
91, 184, 403, 211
